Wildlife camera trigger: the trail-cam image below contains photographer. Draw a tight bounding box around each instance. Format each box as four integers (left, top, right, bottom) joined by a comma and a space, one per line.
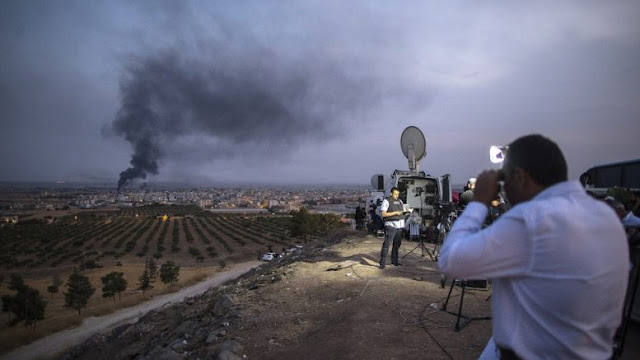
439, 134, 629, 359
458, 177, 477, 209
379, 186, 411, 269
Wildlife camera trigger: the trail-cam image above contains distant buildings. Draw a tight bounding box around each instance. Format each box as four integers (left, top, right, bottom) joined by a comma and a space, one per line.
0, 184, 370, 217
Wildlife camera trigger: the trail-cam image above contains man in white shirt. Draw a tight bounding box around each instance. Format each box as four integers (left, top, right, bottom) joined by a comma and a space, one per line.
623, 211, 640, 227
439, 134, 629, 359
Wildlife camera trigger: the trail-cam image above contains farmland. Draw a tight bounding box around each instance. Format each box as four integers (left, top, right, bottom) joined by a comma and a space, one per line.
0, 204, 344, 354
0, 205, 307, 272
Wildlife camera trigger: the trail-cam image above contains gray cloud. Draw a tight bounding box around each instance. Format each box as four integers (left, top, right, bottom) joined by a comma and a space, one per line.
1, 1, 639, 185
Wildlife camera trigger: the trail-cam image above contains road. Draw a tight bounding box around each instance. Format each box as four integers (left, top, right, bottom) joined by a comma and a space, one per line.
1, 261, 262, 360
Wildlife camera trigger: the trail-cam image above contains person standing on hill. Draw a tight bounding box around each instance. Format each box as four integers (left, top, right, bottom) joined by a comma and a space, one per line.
439, 134, 629, 360
379, 187, 411, 268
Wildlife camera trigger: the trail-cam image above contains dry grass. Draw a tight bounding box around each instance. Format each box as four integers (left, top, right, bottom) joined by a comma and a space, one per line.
0, 264, 221, 355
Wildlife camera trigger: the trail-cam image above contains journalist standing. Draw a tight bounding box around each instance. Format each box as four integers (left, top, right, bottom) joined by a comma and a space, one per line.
379, 187, 410, 269
439, 134, 629, 359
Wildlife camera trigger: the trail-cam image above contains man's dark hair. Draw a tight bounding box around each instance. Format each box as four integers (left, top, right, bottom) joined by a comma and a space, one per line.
390, 186, 399, 193
506, 134, 567, 187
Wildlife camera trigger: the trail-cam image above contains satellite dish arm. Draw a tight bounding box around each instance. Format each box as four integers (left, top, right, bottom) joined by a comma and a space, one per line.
407, 144, 418, 172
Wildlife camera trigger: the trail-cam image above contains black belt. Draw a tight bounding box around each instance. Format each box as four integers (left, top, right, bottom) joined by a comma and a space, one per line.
497, 345, 522, 360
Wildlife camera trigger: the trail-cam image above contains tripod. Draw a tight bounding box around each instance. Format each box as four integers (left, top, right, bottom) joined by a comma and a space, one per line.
402, 232, 438, 261
442, 279, 492, 331
431, 223, 448, 261
433, 211, 455, 285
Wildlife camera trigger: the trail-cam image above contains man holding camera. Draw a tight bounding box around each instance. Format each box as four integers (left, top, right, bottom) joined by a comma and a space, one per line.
439, 134, 629, 359
379, 186, 411, 269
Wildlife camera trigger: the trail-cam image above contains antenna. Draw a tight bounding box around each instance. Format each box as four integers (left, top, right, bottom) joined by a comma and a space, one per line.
400, 126, 426, 173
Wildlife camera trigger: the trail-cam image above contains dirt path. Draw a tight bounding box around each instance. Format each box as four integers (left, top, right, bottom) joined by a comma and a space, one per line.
0, 261, 262, 360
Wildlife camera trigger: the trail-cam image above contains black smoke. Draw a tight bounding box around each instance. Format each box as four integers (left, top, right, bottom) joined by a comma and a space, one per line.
110, 46, 432, 189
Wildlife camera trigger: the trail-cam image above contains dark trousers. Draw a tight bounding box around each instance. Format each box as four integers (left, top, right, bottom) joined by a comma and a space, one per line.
380, 226, 402, 266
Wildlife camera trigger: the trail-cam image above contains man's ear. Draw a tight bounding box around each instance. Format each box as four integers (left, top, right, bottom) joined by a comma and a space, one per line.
512, 167, 527, 186
516, 167, 544, 196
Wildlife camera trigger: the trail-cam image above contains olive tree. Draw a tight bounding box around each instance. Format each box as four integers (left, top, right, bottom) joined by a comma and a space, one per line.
1, 274, 47, 328
160, 260, 180, 285
64, 269, 95, 315
101, 272, 128, 301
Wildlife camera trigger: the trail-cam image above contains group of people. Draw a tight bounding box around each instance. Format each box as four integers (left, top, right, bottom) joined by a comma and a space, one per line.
605, 196, 640, 228
377, 134, 634, 359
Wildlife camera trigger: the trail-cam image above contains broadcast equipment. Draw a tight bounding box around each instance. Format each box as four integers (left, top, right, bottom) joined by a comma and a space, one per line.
370, 173, 389, 191
401, 126, 426, 172
441, 278, 492, 331
490, 145, 508, 164
368, 126, 452, 221
368, 126, 453, 260
390, 126, 452, 220
402, 211, 432, 259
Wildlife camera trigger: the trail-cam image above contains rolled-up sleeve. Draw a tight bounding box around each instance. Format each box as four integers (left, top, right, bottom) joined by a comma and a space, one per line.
438, 202, 530, 279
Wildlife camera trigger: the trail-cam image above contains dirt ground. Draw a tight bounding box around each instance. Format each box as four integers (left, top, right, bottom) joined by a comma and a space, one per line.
228, 230, 494, 360
1, 262, 261, 360
14, 228, 639, 360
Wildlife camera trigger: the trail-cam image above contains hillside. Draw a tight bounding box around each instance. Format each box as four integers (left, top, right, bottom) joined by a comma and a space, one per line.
0, 206, 340, 355
58, 230, 494, 360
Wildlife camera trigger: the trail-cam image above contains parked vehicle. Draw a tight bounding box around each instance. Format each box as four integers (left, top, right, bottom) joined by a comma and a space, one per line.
580, 158, 640, 197
261, 252, 277, 261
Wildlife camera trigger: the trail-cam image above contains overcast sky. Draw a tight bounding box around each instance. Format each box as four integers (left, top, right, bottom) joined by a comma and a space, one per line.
1, 1, 639, 187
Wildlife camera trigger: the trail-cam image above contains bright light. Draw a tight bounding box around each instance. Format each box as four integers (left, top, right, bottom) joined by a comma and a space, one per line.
490, 145, 507, 164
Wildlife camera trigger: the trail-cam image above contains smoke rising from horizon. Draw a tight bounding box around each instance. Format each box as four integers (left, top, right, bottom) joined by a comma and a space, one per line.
109, 43, 435, 189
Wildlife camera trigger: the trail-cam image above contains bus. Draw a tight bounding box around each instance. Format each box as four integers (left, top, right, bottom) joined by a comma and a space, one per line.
580, 159, 640, 194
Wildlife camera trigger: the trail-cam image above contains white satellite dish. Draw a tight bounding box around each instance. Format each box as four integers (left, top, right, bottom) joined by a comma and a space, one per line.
370, 174, 390, 191
490, 145, 507, 164
400, 126, 426, 173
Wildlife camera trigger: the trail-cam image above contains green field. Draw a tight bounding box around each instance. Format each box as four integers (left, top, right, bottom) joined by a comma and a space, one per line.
0, 205, 332, 272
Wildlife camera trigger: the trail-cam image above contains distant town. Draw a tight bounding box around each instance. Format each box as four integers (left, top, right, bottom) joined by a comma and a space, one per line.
0, 182, 372, 223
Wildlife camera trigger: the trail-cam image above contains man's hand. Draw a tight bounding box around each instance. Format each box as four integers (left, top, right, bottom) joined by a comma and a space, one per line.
473, 170, 501, 207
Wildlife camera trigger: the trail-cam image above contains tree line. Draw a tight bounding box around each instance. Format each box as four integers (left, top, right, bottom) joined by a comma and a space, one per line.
1, 258, 180, 328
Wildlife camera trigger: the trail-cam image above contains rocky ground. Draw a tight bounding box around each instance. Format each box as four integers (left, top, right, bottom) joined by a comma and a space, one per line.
58, 229, 496, 360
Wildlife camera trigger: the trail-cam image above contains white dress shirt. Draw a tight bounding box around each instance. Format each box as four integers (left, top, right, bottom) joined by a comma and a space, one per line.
623, 211, 640, 228
439, 180, 629, 359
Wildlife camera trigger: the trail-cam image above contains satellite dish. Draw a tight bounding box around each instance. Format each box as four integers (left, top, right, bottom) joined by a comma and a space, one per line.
490, 145, 507, 164
400, 126, 426, 172
370, 174, 389, 191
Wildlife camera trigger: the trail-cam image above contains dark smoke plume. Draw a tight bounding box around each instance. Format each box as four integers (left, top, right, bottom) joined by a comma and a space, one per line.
110, 47, 432, 189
